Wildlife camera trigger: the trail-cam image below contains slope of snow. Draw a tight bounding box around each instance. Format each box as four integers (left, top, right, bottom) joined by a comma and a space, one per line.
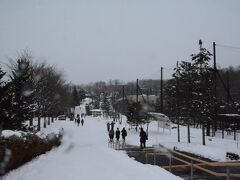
3, 116, 182, 180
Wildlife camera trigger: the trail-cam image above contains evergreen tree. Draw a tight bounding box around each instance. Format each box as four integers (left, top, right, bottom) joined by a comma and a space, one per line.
191, 41, 214, 144
0, 65, 9, 129
8, 56, 35, 130
165, 40, 214, 145
126, 102, 148, 131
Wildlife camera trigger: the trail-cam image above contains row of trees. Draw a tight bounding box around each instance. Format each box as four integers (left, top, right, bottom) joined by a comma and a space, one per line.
0, 53, 78, 131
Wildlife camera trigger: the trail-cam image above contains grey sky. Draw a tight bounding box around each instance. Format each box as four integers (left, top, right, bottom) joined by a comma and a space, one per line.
0, 0, 240, 84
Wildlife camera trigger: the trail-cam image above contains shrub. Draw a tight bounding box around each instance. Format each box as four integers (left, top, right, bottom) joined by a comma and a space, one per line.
0, 133, 61, 175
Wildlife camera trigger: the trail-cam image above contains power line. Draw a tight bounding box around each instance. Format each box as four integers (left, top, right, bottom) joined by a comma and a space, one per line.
216, 44, 240, 51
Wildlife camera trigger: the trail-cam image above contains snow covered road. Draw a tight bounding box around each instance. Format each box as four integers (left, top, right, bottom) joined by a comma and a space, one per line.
4, 117, 182, 180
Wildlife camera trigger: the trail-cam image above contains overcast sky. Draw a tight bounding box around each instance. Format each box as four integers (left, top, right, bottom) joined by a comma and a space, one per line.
0, 0, 240, 84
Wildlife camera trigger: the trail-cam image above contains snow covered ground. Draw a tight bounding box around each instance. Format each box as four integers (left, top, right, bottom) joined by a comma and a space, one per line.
3, 103, 240, 180
117, 116, 240, 162
3, 116, 182, 180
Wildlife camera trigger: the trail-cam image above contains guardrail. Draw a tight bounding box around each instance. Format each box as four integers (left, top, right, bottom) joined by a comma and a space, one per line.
169, 149, 240, 180
116, 145, 240, 179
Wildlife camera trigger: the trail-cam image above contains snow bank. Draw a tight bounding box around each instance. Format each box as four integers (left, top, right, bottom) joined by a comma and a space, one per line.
1, 130, 25, 138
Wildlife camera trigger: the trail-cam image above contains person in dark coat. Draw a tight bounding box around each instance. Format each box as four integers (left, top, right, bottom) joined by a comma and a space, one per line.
109, 129, 114, 142
121, 127, 127, 141
115, 128, 120, 141
81, 118, 84, 126
139, 128, 148, 149
76, 114, 80, 126
107, 122, 110, 132
110, 121, 115, 130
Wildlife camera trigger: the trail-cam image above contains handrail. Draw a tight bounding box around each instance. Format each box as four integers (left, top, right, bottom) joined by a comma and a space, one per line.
170, 149, 240, 178
172, 150, 240, 167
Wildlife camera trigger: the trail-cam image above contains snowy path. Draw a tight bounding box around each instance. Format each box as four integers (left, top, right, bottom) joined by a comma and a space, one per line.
4, 117, 182, 180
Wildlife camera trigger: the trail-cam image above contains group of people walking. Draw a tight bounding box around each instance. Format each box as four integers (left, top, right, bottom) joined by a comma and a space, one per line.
107, 121, 127, 143
75, 114, 84, 126
107, 121, 148, 149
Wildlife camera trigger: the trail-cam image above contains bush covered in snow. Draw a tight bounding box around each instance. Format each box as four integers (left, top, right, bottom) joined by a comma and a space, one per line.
0, 132, 62, 175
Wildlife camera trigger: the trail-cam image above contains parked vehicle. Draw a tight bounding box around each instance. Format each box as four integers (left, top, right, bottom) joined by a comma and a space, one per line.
58, 115, 66, 120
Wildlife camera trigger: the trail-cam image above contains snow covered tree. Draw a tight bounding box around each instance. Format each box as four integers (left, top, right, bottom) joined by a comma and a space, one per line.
8, 56, 35, 130
0, 65, 9, 129
165, 40, 214, 145
32, 63, 72, 130
191, 40, 214, 145
126, 102, 149, 131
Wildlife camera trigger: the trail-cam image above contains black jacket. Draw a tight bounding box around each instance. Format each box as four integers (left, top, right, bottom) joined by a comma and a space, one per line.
116, 130, 120, 138
140, 130, 147, 141
121, 129, 127, 137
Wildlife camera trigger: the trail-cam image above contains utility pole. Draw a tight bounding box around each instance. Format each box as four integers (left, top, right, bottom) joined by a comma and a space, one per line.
176, 61, 180, 142
136, 79, 139, 103
122, 85, 125, 114
226, 70, 230, 104
213, 42, 217, 137
160, 67, 163, 113
213, 42, 217, 96
122, 85, 125, 102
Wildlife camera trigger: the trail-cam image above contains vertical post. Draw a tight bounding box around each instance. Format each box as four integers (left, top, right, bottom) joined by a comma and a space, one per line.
122, 85, 125, 115
237, 131, 239, 148
145, 152, 148, 164
160, 67, 163, 113
177, 117, 180, 142
37, 116, 41, 131
226, 167, 230, 180
176, 61, 180, 143
43, 116, 46, 128
213, 42, 217, 138
190, 160, 194, 180
136, 79, 139, 103
154, 153, 156, 165
234, 123, 236, 141
226, 70, 230, 104
213, 42, 217, 99
222, 120, 225, 139
169, 154, 172, 172
188, 124, 191, 143
48, 116, 50, 125
147, 89, 149, 105
202, 125, 206, 145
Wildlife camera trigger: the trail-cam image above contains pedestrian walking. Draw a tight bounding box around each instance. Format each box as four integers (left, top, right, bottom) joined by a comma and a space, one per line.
116, 128, 120, 141
139, 128, 148, 149
81, 118, 84, 126
109, 129, 114, 142
110, 121, 115, 130
107, 122, 110, 132
121, 127, 127, 141
76, 114, 80, 126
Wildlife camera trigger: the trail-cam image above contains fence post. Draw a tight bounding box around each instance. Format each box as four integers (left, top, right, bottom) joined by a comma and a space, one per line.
190, 160, 193, 180
169, 154, 172, 172
145, 153, 148, 164
154, 153, 156, 165
226, 167, 230, 180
